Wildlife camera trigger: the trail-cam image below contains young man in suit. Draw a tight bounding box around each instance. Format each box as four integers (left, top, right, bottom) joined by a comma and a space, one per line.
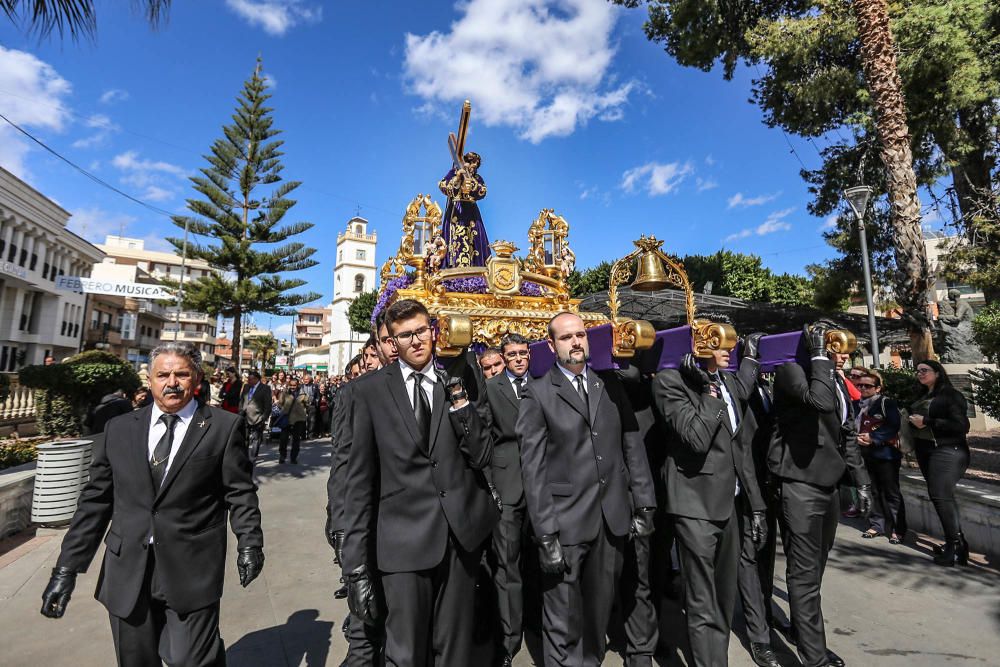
343, 299, 498, 667
479, 333, 532, 667
240, 369, 272, 461
768, 322, 871, 667
517, 312, 656, 667
653, 338, 767, 667
40, 341, 264, 666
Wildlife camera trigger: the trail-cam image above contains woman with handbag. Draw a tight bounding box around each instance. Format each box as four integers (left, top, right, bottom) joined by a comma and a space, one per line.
855, 369, 907, 544
908, 360, 971, 566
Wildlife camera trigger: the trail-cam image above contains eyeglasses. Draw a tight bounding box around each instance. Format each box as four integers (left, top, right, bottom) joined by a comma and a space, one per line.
856, 383, 877, 389
393, 326, 433, 346
504, 350, 530, 359
915, 368, 933, 375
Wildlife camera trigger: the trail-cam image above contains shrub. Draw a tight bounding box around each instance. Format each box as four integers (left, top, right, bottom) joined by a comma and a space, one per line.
0, 440, 38, 470
970, 367, 1000, 420
972, 303, 1000, 363
879, 366, 923, 408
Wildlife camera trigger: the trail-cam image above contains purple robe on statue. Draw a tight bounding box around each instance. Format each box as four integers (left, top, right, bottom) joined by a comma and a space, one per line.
439, 168, 491, 268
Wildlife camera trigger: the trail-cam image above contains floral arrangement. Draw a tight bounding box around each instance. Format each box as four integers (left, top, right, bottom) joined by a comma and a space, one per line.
371, 274, 415, 326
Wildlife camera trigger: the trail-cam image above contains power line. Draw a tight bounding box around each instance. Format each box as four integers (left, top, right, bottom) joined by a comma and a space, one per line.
0, 110, 177, 219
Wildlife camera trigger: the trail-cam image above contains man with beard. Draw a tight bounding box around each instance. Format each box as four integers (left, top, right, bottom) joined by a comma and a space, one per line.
327, 329, 392, 666
517, 312, 656, 666
769, 322, 871, 667
343, 299, 497, 666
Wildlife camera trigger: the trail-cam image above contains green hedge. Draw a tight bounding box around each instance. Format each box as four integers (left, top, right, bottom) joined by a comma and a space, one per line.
970, 367, 1000, 420
0, 440, 39, 470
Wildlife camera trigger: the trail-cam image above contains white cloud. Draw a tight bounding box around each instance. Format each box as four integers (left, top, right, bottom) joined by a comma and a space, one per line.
224, 0, 322, 36
67, 207, 137, 243
727, 191, 781, 209
139, 233, 175, 253
99, 88, 129, 105
704, 155, 715, 166
0, 46, 72, 177
621, 161, 693, 197
140, 185, 175, 202
725, 207, 795, 242
262, 72, 278, 89
71, 113, 118, 149
696, 177, 718, 192
110, 150, 187, 203
404, 0, 636, 143
820, 214, 839, 231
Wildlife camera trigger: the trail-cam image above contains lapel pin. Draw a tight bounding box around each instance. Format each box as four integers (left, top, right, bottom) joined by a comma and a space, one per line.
198, 420, 207, 428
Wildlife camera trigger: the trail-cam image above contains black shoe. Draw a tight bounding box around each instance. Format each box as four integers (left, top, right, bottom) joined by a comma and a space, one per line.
956, 532, 970, 565
826, 648, 846, 666
934, 539, 959, 566
278, 458, 285, 464
334, 584, 348, 599
750, 643, 780, 667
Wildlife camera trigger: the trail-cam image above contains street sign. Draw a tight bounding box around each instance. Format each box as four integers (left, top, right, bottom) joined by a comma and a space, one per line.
275, 355, 288, 366
57, 276, 173, 299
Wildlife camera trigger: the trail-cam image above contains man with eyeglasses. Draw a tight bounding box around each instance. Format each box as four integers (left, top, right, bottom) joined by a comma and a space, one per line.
343, 299, 498, 666
478, 333, 532, 666
517, 312, 656, 666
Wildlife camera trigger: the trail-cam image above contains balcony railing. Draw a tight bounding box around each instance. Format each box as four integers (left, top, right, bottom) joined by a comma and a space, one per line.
0, 382, 36, 423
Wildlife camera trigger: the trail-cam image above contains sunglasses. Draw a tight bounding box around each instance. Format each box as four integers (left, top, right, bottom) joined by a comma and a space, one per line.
856, 383, 877, 389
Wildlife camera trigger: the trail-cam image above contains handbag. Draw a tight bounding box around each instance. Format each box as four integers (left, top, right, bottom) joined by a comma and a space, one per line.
896, 408, 916, 455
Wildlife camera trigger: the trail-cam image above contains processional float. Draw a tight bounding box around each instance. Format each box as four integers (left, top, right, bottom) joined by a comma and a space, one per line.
374, 101, 858, 371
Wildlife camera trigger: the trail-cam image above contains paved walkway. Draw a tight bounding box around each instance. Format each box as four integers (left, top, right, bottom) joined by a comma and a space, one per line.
2, 438, 998, 666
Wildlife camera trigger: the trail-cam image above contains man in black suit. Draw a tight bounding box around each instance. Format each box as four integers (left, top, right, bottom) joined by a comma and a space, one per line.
517, 312, 656, 667
768, 322, 871, 667
240, 369, 273, 461
479, 333, 532, 666
40, 341, 264, 666
653, 339, 766, 667
343, 299, 498, 667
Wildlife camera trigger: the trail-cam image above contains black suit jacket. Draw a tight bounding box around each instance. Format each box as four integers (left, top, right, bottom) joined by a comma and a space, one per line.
239, 382, 272, 427
479, 373, 529, 504
742, 380, 775, 489
56, 402, 262, 617
653, 358, 765, 521
767, 358, 870, 488
516, 365, 656, 546
342, 361, 498, 574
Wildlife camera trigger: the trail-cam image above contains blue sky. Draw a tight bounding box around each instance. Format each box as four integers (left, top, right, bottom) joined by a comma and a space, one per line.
0, 0, 853, 335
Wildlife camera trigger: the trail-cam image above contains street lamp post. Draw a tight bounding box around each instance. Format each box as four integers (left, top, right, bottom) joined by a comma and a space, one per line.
172, 217, 190, 341
845, 185, 881, 367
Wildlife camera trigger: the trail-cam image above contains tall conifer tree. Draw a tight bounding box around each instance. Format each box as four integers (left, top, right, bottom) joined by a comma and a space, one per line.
168, 58, 320, 364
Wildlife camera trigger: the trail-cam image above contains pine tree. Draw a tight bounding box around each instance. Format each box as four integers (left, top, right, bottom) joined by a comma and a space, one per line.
168, 58, 320, 365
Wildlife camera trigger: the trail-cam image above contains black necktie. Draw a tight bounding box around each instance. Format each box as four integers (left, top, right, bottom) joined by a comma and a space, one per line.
150, 414, 179, 491
412, 373, 431, 443
574, 374, 588, 413
514, 377, 525, 400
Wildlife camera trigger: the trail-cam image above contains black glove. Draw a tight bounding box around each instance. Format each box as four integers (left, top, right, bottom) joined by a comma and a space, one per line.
742, 332, 765, 360
444, 376, 468, 405
679, 354, 712, 394
488, 483, 503, 513
346, 564, 383, 625
804, 321, 830, 357
236, 546, 265, 588
333, 530, 345, 567
857, 485, 873, 516
751, 511, 768, 549
40, 566, 76, 618
537, 533, 568, 575
324, 514, 336, 549
630, 507, 656, 538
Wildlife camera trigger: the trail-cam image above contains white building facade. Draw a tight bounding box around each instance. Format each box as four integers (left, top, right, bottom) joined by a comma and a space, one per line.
325, 217, 377, 374
0, 167, 104, 370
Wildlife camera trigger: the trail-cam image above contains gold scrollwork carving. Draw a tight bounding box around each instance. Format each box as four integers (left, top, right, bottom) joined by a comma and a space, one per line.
691, 319, 738, 358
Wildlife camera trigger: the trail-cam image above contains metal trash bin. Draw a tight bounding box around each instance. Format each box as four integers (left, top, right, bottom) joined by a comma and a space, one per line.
31, 439, 94, 525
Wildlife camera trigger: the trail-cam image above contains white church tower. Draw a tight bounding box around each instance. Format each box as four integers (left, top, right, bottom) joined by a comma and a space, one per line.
326, 216, 377, 374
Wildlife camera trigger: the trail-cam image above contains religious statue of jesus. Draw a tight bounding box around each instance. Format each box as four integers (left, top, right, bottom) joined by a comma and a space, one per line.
439, 101, 491, 268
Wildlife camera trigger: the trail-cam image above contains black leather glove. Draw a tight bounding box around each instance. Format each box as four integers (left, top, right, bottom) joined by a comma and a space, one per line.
333, 530, 345, 567
679, 354, 712, 394
630, 507, 656, 538
324, 514, 336, 549
804, 321, 830, 357
537, 533, 568, 575
751, 511, 768, 549
857, 485, 873, 516
488, 483, 503, 513
444, 376, 468, 405
346, 564, 383, 625
742, 332, 765, 360
40, 566, 76, 618
236, 546, 265, 588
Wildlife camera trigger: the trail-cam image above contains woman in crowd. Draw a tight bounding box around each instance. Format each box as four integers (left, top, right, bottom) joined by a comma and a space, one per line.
908, 360, 971, 566
273, 370, 288, 396
276, 379, 307, 464
220, 366, 242, 414
855, 369, 906, 544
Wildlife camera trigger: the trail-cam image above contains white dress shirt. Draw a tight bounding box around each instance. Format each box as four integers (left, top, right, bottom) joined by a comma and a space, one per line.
556, 363, 588, 393
710, 371, 741, 497
813, 356, 849, 424
399, 359, 437, 409
506, 369, 528, 398
148, 398, 199, 476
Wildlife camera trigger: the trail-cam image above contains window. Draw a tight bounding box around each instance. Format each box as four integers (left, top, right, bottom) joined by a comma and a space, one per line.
355, 224, 363, 235
354, 274, 365, 293
338, 250, 343, 262
356, 249, 366, 261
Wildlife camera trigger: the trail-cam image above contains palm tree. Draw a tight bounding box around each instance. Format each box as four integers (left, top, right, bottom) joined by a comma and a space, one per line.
249, 334, 279, 372
1, 0, 170, 39
852, 0, 935, 361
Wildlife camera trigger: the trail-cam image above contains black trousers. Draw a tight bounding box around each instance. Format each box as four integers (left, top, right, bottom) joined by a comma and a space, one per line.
380, 535, 484, 667
541, 519, 624, 667
915, 444, 969, 540
109, 550, 225, 667
673, 505, 739, 667
736, 491, 772, 645
780, 479, 838, 667
345, 613, 384, 667
492, 496, 527, 657
278, 422, 304, 462
246, 423, 264, 462
864, 455, 908, 537
618, 534, 657, 666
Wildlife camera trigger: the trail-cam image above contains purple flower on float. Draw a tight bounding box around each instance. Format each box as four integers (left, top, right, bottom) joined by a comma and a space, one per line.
371, 274, 415, 326
519, 281, 545, 297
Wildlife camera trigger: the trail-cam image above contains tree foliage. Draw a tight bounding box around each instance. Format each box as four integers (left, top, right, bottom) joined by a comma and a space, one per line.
970, 367, 1000, 420
971, 301, 1000, 363
248, 334, 279, 370
613, 0, 1000, 304
168, 58, 321, 364
348, 290, 378, 335
1, 0, 170, 39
